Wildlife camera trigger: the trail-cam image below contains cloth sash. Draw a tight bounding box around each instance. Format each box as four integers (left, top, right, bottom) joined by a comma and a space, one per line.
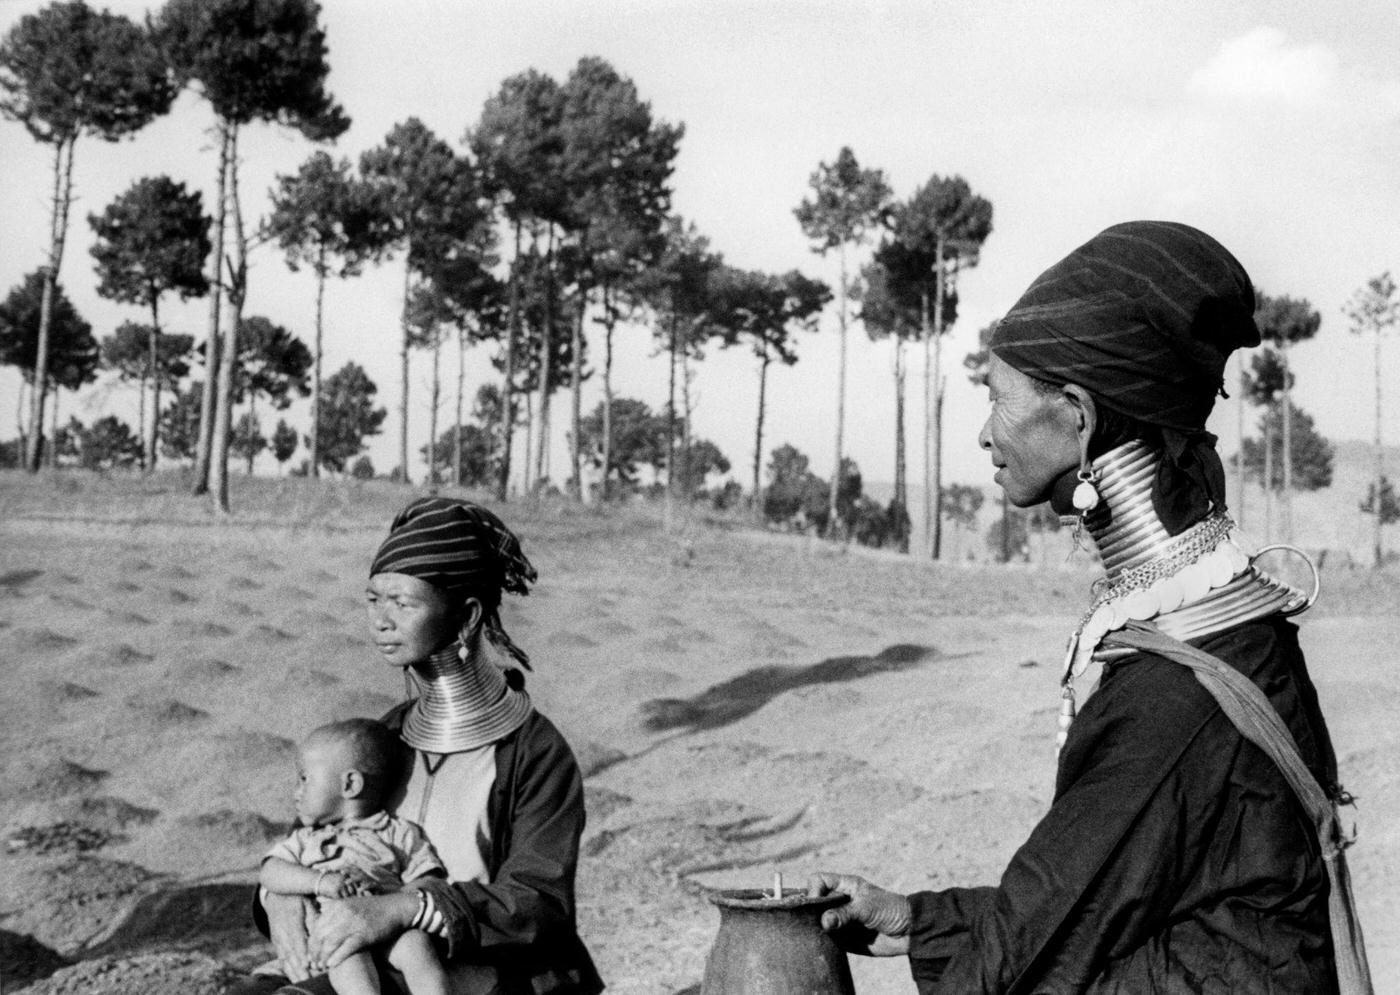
1106, 623, 1373, 995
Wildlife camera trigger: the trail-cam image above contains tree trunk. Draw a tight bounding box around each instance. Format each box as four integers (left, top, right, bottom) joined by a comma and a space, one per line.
1235, 355, 1246, 528
681, 334, 694, 494
137, 365, 148, 471
26, 136, 75, 472
1280, 336, 1292, 542
753, 351, 770, 522
1263, 412, 1274, 542
537, 383, 551, 488
523, 391, 534, 489
246, 393, 257, 475
428, 326, 441, 485
209, 125, 244, 513
310, 246, 326, 478
48, 389, 59, 468
601, 282, 615, 500
146, 299, 161, 470
667, 313, 678, 522
520, 239, 535, 494
48, 140, 76, 468
16, 380, 29, 457
194, 121, 229, 494
930, 237, 946, 561
921, 289, 932, 559
571, 279, 586, 500
25, 139, 63, 466
534, 225, 556, 489
827, 243, 848, 535
147, 295, 164, 470
398, 261, 412, 485
522, 363, 534, 494
497, 221, 522, 500
455, 325, 465, 487
1375, 322, 1385, 568
894, 336, 908, 554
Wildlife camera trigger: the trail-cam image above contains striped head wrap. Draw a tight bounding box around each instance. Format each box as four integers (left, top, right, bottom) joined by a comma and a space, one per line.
371, 497, 537, 668
991, 221, 1260, 531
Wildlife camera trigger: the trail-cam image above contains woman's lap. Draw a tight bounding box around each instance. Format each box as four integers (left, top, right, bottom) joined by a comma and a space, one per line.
223, 973, 340, 995
226, 963, 499, 995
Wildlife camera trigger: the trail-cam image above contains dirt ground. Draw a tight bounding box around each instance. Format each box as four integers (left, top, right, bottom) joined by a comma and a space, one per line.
1, 472, 1396, 994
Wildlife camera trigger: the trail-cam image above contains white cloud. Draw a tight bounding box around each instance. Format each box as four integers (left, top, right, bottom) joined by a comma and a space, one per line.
1188, 26, 1337, 105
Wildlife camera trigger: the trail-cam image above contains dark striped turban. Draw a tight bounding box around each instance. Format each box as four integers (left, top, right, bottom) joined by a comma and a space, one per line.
991, 221, 1260, 529
371, 497, 538, 667
371, 497, 536, 596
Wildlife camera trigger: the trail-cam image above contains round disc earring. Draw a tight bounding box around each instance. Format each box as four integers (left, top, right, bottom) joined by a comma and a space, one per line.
1072, 467, 1100, 512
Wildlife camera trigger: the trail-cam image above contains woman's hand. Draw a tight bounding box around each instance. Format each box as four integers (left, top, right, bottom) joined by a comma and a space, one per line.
307, 891, 419, 971
263, 891, 317, 982
808, 872, 913, 957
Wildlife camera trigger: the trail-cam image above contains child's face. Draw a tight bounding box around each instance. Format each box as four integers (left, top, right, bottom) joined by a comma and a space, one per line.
294, 738, 348, 827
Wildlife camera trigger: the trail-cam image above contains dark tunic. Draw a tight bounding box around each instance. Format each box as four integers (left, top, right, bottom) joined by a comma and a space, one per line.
908, 616, 1338, 994
251, 707, 603, 995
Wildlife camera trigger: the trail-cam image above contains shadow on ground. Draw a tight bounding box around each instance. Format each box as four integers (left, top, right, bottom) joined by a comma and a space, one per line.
0, 928, 71, 990
83, 882, 262, 961
640, 643, 937, 733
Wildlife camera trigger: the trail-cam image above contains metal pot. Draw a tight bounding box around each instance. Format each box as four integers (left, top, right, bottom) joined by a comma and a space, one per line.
699, 889, 856, 995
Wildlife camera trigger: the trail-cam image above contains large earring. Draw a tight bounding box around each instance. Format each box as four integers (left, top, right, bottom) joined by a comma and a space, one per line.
1069, 449, 1099, 552
1072, 464, 1100, 513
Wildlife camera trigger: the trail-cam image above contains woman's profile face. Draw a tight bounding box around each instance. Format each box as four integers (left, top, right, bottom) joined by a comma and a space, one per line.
365, 572, 461, 667
978, 355, 1081, 508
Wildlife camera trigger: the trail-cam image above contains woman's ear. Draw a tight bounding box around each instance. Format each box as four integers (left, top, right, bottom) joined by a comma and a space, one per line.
1061, 384, 1098, 459
457, 597, 485, 644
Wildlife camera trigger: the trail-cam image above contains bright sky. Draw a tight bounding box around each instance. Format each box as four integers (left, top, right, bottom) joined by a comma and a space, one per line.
3, 0, 1399, 494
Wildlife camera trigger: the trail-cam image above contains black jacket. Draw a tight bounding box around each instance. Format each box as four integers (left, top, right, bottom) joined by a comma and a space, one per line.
385, 705, 603, 995
907, 616, 1338, 994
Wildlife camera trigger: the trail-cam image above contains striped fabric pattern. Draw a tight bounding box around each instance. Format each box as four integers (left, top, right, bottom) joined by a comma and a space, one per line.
370, 497, 537, 597
990, 220, 1260, 433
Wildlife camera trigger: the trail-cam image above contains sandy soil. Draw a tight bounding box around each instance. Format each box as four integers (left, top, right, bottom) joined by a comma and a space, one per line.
1, 473, 1396, 994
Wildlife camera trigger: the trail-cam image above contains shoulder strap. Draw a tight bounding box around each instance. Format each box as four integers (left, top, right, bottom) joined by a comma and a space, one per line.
1106, 622, 1373, 995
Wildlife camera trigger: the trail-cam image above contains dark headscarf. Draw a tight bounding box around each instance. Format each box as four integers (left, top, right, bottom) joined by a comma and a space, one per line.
371, 497, 537, 667
991, 220, 1260, 532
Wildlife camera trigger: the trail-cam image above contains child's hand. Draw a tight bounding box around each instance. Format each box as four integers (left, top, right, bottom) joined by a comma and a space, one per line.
315, 870, 356, 899
341, 868, 378, 896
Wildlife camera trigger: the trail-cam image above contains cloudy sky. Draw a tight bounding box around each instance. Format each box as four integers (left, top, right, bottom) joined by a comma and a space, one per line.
3, 0, 1399, 493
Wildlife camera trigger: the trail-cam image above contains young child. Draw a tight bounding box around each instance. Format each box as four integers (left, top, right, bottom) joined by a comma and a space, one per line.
260, 718, 449, 995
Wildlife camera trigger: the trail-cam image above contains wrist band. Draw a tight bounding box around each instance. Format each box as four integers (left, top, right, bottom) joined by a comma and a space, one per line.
410, 888, 430, 930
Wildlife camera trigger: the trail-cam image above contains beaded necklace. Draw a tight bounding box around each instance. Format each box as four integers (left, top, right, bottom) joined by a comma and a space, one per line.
1056, 440, 1316, 749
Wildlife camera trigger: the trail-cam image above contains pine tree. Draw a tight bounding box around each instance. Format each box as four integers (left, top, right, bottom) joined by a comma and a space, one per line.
794, 147, 891, 535
1, 2, 175, 470
88, 175, 210, 469
156, 0, 348, 508
267, 151, 390, 477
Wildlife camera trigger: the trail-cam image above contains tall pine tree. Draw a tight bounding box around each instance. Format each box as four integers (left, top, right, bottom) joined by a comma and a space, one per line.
1, 2, 174, 470
156, 0, 348, 509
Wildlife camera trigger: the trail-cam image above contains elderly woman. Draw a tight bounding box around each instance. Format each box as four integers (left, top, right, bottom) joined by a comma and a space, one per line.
240, 497, 602, 995
813, 222, 1368, 993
